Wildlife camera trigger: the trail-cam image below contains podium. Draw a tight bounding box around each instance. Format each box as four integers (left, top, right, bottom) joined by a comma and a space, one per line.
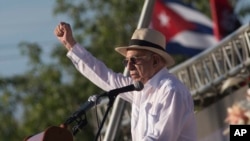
23, 125, 73, 141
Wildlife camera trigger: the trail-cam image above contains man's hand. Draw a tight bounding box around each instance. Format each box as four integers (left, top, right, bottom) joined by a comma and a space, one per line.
54, 22, 76, 51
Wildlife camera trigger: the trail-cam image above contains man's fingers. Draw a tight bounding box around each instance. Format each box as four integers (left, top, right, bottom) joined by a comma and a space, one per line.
55, 24, 64, 37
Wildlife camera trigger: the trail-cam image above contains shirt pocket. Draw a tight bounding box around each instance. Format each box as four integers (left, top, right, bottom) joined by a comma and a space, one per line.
144, 103, 163, 139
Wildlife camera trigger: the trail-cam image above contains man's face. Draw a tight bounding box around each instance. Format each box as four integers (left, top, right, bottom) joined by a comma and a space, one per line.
124, 49, 155, 84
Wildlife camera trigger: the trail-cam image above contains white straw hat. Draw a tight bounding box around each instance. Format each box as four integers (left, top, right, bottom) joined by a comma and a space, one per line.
115, 28, 175, 67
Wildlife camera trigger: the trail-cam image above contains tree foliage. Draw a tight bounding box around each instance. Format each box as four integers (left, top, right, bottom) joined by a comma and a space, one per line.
1, 0, 247, 140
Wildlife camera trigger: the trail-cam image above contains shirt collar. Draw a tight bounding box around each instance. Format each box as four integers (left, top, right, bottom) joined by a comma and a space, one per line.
144, 68, 169, 88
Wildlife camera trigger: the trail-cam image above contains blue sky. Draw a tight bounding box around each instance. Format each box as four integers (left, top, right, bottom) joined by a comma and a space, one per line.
0, 1, 68, 76
0, 1, 250, 77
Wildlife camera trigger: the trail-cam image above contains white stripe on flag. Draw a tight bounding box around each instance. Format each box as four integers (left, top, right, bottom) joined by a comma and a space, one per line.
172, 31, 218, 49
167, 3, 213, 27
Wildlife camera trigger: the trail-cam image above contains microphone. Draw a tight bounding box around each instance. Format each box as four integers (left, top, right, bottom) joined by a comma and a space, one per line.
98, 81, 144, 98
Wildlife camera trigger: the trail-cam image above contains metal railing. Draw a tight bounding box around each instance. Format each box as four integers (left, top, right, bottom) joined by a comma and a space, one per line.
170, 23, 250, 98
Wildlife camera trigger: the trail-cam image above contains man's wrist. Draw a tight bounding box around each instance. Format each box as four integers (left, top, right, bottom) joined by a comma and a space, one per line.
65, 40, 77, 51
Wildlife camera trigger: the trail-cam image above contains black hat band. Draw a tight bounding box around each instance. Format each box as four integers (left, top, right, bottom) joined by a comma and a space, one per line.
129, 39, 165, 51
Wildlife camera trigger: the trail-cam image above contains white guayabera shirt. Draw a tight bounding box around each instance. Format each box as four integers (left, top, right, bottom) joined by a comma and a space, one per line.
67, 43, 197, 141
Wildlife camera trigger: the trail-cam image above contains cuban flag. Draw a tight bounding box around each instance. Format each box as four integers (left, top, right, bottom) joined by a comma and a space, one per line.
151, 0, 218, 57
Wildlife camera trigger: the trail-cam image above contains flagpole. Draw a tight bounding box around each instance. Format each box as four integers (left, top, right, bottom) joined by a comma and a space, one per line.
136, 0, 155, 29
103, 0, 155, 141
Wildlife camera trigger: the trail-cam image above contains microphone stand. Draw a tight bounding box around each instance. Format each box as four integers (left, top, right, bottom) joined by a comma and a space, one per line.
64, 110, 88, 136
64, 95, 100, 136
63, 88, 128, 140
94, 94, 117, 141
62, 92, 117, 140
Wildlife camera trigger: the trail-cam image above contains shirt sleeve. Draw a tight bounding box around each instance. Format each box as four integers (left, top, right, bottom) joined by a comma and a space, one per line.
66, 43, 134, 101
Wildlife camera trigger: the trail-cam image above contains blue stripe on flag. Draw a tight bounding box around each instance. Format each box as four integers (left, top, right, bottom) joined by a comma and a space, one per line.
166, 42, 204, 56
191, 22, 214, 34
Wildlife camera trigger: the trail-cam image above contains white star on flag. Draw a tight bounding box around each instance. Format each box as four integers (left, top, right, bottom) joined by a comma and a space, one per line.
158, 11, 169, 27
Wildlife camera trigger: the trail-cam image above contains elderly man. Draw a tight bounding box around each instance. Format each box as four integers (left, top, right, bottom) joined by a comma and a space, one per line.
54, 22, 197, 141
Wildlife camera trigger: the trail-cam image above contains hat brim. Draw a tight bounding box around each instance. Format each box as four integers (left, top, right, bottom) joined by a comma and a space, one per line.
115, 45, 175, 67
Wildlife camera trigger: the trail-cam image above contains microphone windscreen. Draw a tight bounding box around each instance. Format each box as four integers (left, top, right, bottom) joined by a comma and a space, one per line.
134, 81, 144, 91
